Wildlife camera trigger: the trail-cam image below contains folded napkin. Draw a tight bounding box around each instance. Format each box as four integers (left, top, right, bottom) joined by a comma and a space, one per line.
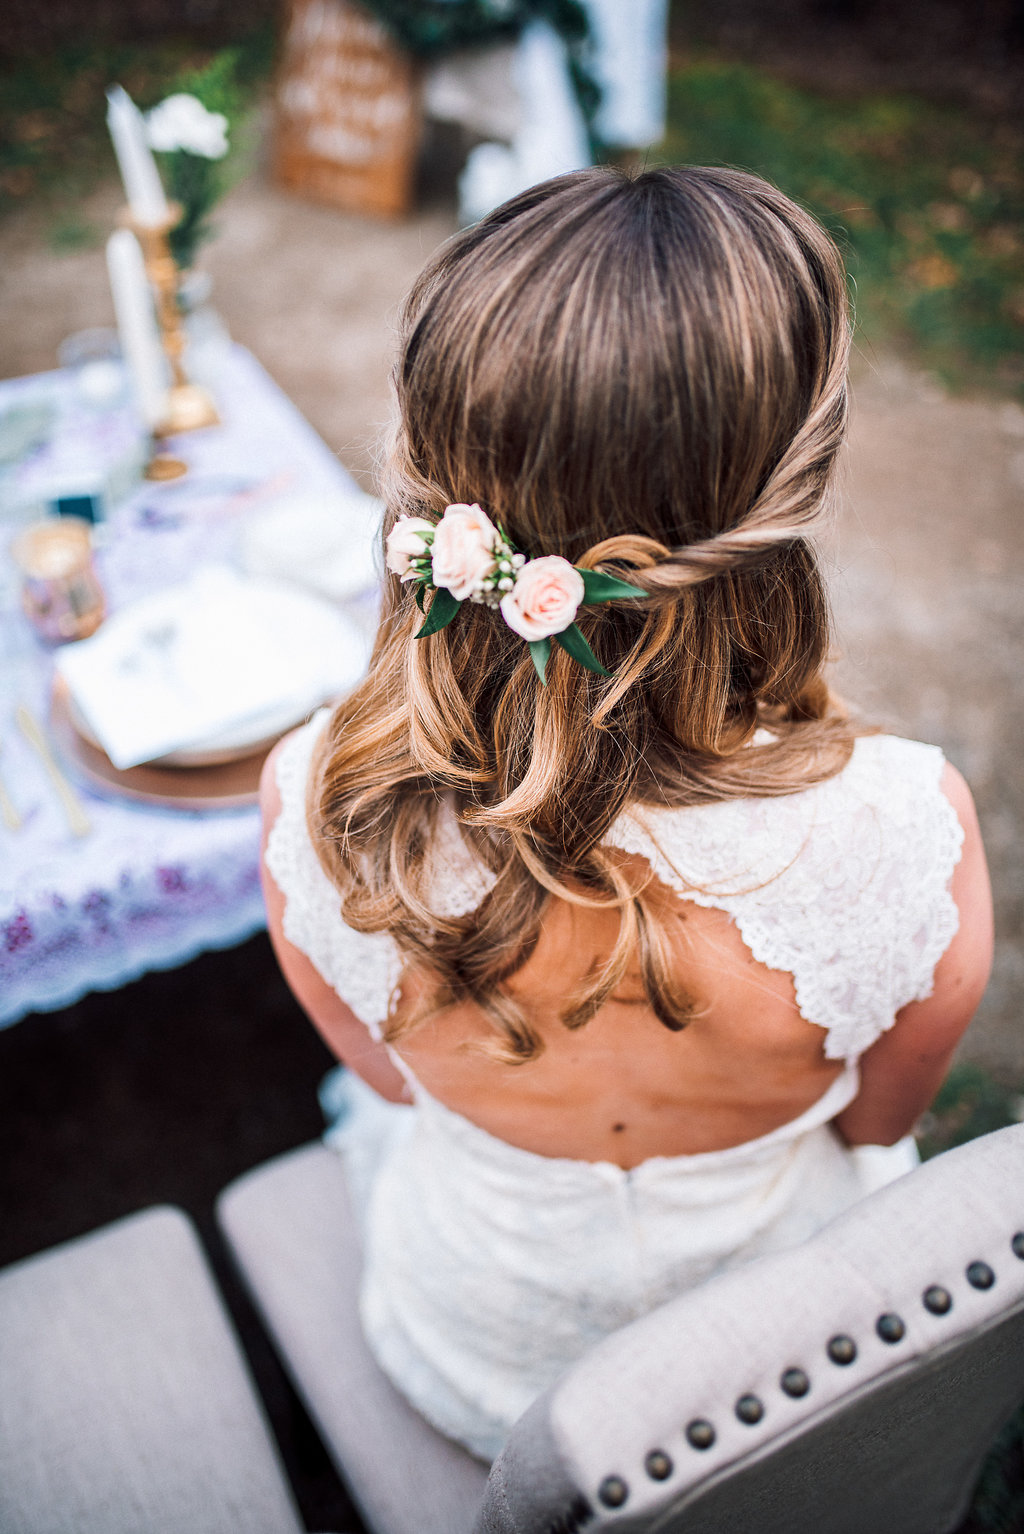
56, 564, 369, 769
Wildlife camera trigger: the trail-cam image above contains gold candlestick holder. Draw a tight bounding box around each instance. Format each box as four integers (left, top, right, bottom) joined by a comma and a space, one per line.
122, 205, 220, 479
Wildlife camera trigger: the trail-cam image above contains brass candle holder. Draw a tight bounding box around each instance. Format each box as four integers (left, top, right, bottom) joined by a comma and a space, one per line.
123, 204, 220, 479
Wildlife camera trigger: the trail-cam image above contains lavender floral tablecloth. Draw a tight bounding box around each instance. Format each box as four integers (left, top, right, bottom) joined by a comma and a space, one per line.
0, 345, 378, 1027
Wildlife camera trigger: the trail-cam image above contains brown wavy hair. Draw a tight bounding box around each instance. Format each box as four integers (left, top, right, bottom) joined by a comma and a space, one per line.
310, 165, 858, 1061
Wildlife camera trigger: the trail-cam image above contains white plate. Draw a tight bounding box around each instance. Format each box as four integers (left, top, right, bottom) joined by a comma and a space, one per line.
65, 690, 312, 767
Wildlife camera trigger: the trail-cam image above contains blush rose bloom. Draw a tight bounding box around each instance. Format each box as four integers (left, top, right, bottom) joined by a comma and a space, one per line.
430, 503, 498, 600
385, 516, 434, 579
500, 556, 585, 641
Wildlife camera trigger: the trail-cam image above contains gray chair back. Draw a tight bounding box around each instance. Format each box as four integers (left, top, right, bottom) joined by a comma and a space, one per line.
477, 1122, 1024, 1534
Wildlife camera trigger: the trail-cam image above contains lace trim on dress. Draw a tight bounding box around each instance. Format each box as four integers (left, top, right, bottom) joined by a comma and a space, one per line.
265, 714, 402, 1040
428, 803, 498, 918
266, 714, 498, 1038
269, 718, 964, 1066
604, 736, 964, 1061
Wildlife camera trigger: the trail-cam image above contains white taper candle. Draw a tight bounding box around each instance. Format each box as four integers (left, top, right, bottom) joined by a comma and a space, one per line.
106, 85, 169, 228
106, 228, 168, 431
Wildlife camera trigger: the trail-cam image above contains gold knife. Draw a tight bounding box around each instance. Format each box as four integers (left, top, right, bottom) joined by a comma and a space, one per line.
15, 704, 91, 838
0, 742, 21, 831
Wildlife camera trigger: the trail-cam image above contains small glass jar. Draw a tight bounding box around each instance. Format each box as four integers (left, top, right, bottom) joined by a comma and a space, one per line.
11, 517, 105, 643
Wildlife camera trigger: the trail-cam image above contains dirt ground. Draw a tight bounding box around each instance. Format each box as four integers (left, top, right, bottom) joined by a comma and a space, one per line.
1, 169, 1021, 1075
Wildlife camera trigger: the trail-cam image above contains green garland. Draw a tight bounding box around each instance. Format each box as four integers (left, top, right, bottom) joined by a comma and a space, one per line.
355, 0, 603, 154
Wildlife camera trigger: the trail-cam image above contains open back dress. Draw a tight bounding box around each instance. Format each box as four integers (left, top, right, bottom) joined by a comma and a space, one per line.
267, 712, 963, 1460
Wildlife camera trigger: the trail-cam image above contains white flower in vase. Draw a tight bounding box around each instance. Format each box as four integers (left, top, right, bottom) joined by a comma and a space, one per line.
145, 93, 231, 274
146, 94, 229, 159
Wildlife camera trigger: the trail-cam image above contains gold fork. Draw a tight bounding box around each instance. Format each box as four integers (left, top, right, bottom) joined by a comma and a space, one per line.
15, 704, 91, 838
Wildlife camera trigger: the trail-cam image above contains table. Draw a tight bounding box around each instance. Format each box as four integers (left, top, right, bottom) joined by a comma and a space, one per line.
0, 345, 378, 1028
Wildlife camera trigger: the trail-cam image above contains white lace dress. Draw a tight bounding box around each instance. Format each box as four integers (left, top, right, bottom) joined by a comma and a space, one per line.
266, 715, 964, 1460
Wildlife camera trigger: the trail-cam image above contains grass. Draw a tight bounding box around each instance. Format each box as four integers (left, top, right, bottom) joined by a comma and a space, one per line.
655, 57, 1024, 398
916, 1062, 1024, 1160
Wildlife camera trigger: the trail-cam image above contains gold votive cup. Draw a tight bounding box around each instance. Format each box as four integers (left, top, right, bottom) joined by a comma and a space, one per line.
12, 518, 106, 643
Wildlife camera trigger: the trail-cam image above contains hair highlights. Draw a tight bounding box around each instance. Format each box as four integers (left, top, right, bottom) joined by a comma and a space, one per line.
311, 166, 859, 1061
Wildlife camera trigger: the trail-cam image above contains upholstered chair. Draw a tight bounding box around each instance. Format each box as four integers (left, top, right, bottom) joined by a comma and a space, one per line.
217, 1120, 1024, 1534
0, 1206, 308, 1534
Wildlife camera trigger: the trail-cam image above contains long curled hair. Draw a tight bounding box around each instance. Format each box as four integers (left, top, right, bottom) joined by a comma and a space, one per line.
311, 165, 858, 1061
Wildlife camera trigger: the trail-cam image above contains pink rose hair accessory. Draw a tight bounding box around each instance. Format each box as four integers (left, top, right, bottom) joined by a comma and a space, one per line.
385, 504, 647, 683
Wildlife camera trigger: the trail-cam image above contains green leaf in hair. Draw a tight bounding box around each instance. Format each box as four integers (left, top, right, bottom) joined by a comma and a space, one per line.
578, 569, 649, 604
415, 586, 461, 637
553, 623, 611, 676
529, 638, 552, 684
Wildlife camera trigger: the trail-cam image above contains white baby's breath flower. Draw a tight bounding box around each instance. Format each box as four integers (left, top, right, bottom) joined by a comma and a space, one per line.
147, 94, 229, 159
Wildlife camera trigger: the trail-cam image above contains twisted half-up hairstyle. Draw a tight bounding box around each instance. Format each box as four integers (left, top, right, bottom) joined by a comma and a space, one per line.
311, 165, 859, 1061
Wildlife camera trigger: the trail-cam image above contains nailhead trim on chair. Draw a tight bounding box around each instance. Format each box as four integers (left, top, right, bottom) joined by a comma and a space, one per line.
686, 1419, 716, 1450
590, 1231, 1024, 1519
735, 1393, 765, 1425
598, 1475, 629, 1509
827, 1334, 857, 1364
644, 1450, 673, 1480
876, 1312, 906, 1343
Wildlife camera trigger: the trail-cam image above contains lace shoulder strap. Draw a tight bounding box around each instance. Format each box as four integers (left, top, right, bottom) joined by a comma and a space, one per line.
606, 735, 964, 1062
264, 713, 402, 1038
264, 713, 497, 1034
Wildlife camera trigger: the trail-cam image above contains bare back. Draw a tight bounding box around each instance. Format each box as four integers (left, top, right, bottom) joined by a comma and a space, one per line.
262, 722, 992, 1167
392, 878, 846, 1167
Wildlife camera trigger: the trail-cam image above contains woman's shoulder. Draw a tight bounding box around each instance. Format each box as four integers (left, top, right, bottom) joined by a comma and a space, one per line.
262, 709, 332, 810
260, 709, 403, 1034
613, 730, 966, 936
262, 706, 497, 921
260, 709, 337, 931
607, 731, 971, 1061
820, 732, 966, 866
842, 730, 947, 791
629, 731, 957, 843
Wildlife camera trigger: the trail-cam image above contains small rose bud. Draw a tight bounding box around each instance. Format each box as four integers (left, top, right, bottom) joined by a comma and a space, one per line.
498, 577, 514, 591
386, 516, 435, 577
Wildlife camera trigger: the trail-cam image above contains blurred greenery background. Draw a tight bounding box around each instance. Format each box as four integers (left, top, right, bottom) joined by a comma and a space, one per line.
656, 59, 1024, 399
1, 3, 1022, 395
